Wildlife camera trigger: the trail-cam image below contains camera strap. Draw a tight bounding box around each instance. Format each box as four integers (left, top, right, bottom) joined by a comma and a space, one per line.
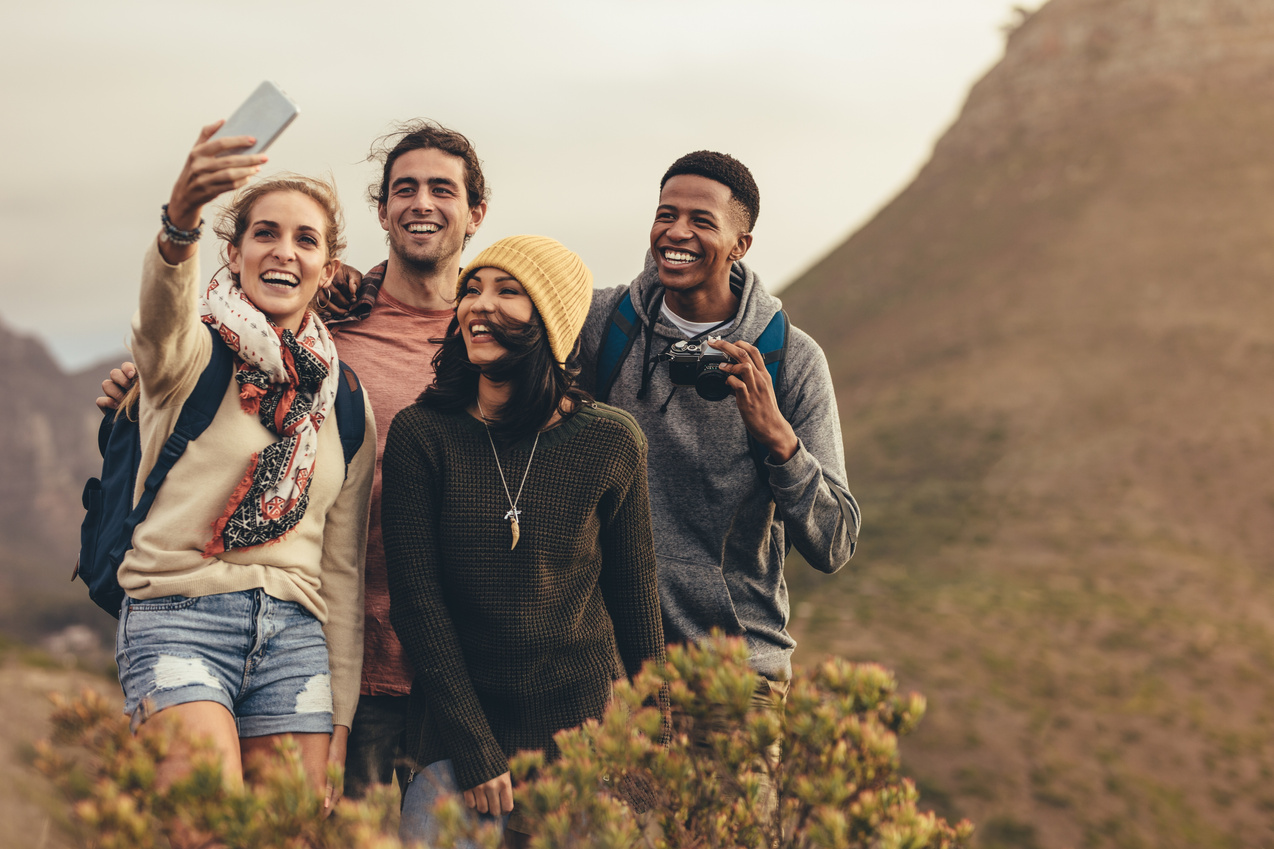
595, 285, 792, 481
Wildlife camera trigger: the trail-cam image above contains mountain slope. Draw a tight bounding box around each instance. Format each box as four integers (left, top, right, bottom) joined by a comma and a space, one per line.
0, 318, 118, 637
782, 1, 1274, 846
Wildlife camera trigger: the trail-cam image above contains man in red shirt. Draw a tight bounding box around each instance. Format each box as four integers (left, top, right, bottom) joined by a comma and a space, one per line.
322, 121, 488, 798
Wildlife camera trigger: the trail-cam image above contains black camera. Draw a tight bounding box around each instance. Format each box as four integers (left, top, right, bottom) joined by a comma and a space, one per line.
665, 337, 733, 401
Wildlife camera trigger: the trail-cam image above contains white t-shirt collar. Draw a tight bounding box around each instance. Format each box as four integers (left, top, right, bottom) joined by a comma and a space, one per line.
660, 301, 736, 338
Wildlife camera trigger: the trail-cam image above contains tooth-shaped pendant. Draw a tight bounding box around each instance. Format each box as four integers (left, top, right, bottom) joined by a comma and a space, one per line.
510, 518, 520, 550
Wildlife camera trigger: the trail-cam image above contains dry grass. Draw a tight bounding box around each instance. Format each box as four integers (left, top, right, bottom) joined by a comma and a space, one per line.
0, 642, 117, 849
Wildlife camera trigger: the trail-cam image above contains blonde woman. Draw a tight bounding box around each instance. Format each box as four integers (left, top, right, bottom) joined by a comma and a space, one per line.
114, 121, 375, 820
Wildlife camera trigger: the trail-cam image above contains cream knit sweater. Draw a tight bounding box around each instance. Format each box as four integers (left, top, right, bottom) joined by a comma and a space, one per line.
119, 239, 375, 728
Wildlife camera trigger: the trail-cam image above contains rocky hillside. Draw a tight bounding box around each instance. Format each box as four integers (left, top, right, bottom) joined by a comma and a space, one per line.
783, 1, 1274, 847
0, 319, 117, 637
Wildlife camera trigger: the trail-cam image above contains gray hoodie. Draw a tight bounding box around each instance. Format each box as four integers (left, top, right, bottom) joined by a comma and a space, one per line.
580, 257, 859, 680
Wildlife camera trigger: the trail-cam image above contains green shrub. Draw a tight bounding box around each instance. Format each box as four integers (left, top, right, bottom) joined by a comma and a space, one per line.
34, 687, 412, 848
36, 634, 971, 848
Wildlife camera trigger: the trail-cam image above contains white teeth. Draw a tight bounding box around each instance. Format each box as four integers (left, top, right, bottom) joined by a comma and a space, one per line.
407, 222, 440, 234
471, 323, 490, 333
663, 249, 698, 264
261, 271, 300, 286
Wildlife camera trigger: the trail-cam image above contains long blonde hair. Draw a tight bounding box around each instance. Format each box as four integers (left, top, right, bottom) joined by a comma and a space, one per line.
114, 382, 140, 422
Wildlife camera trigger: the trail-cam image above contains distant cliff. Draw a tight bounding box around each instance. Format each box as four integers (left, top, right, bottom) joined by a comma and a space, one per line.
0, 318, 114, 633
782, 0, 1274, 846
788, 0, 1274, 573
942, 0, 1274, 162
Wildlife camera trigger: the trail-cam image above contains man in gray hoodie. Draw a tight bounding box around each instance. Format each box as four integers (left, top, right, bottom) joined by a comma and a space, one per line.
579, 150, 860, 687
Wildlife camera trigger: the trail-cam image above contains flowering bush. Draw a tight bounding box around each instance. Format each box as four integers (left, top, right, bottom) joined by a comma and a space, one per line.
34, 688, 409, 849
511, 634, 972, 849
36, 634, 970, 848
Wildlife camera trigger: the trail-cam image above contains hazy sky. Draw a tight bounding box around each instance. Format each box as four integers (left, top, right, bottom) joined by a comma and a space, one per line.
2, 0, 1030, 369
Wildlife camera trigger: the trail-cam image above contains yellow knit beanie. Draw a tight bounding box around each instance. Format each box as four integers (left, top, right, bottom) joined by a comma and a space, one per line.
458, 235, 594, 363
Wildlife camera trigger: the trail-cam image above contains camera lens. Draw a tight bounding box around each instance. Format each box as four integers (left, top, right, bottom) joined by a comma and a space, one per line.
695, 363, 732, 401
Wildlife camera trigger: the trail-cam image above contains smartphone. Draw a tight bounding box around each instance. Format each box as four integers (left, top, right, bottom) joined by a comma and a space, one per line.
209, 81, 299, 156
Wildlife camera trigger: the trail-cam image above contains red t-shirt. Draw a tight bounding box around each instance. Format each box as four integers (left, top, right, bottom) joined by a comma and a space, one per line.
332, 290, 453, 696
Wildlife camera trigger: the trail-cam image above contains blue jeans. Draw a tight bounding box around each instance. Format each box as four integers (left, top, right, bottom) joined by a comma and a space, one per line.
399, 759, 509, 848
116, 589, 333, 737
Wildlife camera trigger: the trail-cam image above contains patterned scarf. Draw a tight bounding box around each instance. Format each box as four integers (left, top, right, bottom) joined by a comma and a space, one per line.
198, 267, 340, 556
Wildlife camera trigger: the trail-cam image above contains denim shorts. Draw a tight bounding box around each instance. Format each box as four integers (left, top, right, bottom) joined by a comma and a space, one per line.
116, 588, 333, 737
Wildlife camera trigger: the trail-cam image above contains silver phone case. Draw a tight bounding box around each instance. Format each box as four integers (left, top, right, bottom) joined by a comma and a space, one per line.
210, 81, 299, 156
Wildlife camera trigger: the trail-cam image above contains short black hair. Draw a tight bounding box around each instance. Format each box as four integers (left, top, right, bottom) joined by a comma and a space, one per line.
660, 150, 760, 232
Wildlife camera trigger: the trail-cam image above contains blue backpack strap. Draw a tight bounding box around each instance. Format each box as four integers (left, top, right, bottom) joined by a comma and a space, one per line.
104, 325, 235, 574
748, 309, 789, 477
333, 360, 366, 476
755, 308, 788, 387
595, 290, 642, 404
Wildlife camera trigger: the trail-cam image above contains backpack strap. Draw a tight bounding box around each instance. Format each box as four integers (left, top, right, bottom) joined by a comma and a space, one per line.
755, 308, 788, 388
105, 325, 234, 569
595, 290, 642, 404
748, 309, 790, 478
333, 360, 366, 477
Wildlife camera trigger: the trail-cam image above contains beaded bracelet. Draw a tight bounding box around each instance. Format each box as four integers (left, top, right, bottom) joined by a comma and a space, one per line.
159, 203, 204, 246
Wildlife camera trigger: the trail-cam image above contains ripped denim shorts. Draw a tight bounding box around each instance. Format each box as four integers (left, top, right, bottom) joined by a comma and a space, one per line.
116, 588, 333, 737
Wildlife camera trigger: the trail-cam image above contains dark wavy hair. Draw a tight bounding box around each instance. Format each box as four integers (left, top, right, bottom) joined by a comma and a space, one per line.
367, 119, 489, 247
421, 309, 592, 446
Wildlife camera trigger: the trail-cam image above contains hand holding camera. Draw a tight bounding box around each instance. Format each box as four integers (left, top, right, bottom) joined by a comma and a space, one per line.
688, 336, 799, 463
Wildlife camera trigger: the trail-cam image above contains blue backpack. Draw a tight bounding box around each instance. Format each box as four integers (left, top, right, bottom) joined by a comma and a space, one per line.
74, 325, 366, 617
594, 289, 789, 477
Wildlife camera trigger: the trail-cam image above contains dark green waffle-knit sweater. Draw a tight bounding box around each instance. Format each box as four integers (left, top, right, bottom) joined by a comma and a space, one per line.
382, 401, 664, 791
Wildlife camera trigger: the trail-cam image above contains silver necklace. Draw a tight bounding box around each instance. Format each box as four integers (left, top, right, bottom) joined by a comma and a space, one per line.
476, 397, 539, 550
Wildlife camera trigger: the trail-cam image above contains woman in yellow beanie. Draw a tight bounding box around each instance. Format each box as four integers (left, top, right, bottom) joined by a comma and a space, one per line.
381, 235, 665, 846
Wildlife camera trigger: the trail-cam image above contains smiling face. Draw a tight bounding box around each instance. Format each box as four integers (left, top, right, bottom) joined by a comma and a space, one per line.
456, 267, 536, 369
227, 190, 337, 333
650, 174, 752, 298
378, 147, 485, 274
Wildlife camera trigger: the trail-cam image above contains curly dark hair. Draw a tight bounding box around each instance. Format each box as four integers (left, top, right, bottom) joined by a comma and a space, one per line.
367, 119, 489, 215
660, 150, 760, 233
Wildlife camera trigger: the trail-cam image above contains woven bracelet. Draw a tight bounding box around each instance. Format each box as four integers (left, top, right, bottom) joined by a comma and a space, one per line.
160, 203, 204, 246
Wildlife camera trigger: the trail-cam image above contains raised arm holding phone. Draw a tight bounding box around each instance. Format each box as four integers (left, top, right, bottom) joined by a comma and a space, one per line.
110, 110, 375, 843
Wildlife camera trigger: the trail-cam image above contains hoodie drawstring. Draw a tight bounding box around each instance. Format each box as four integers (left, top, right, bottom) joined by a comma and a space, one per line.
637, 287, 665, 401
